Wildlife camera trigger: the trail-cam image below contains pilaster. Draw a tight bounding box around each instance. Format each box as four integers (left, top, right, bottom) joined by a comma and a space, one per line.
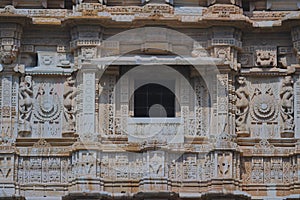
70, 24, 102, 139
0, 22, 23, 198
77, 64, 98, 140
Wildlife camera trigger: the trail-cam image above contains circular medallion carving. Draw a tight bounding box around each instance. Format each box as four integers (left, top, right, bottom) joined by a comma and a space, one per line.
250, 91, 278, 122
34, 87, 61, 121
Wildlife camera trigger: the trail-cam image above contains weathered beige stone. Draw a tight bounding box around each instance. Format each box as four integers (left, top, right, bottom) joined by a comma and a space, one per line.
0, 1, 299, 200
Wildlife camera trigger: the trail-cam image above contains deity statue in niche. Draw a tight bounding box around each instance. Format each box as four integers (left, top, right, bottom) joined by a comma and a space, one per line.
235, 76, 250, 135
63, 76, 77, 136
18, 76, 33, 136
280, 76, 294, 137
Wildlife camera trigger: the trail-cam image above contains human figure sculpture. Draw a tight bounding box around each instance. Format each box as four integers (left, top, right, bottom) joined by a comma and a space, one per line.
18, 76, 33, 135
235, 77, 250, 133
280, 76, 294, 114
280, 76, 294, 133
63, 76, 77, 134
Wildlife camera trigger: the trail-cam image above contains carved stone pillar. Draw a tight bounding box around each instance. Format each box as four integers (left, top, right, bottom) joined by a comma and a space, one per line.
0, 22, 23, 197
208, 27, 242, 136
291, 27, 300, 139
216, 73, 229, 134
77, 65, 97, 140
209, 130, 241, 191
291, 26, 300, 62
98, 66, 119, 139
0, 22, 23, 144
71, 24, 102, 140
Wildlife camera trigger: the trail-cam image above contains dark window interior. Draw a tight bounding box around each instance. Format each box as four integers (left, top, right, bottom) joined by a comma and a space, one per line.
134, 83, 175, 117
242, 0, 250, 11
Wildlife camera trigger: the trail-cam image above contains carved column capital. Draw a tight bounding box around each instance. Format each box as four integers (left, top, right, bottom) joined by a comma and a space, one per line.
70, 25, 103, 68
0, 23, 23, 68
208, 27, 242, 71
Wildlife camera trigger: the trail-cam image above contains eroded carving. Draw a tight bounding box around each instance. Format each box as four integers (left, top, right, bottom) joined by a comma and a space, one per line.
149, 152, 164, 177
217, 153, 231, 178
81, 47, 97, 60
235, 77, 250, 134
280, 76, 294, 137
0, 46, 18, 65
255, 49, 276, 67
63, 76, 77, 135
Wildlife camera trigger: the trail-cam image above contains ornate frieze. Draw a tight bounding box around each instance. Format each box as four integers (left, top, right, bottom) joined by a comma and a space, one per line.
204, 4, 243, 18
241, 155, 298, 185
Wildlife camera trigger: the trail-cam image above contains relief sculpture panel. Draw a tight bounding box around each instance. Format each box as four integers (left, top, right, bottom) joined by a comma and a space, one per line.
0, 2, 300, 199
18, 77, 66, 138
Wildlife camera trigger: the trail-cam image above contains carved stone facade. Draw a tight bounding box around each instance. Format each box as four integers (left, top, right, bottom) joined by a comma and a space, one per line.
0, 1, 300, 200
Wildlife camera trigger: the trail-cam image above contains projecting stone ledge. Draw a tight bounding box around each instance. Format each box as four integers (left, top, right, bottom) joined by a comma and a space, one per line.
90, 55, 225, 66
